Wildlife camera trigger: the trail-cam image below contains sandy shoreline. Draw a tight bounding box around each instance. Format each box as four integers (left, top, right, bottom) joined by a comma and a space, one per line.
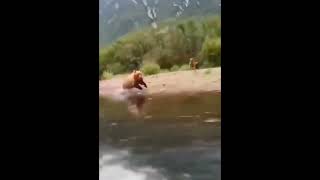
99, 68, 221, 98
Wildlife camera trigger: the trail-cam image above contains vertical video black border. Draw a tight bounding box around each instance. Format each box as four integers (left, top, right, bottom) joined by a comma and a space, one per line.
16, 0, 101, 179
221, 1, 277, 180
220, 0, 317, 179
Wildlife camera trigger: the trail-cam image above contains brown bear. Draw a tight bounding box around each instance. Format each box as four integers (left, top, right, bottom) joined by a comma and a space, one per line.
189, 57, 199, 70
122, 70, 147, 90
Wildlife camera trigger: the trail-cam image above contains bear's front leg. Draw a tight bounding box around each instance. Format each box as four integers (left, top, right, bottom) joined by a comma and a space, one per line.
140, 81, 147, 88
134, 84, 143, 90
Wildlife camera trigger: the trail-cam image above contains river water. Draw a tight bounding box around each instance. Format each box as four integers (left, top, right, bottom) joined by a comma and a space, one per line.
99, 92, 221, 180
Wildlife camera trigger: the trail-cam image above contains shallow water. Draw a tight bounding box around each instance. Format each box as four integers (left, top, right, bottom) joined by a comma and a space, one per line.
99, 92, 221, 180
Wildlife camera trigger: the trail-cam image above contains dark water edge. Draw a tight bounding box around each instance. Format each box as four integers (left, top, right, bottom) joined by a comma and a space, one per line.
99, 91, 221, 121
99, 92, 221, 180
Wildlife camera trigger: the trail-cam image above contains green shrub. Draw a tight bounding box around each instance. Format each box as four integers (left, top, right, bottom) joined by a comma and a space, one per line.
170, 65, 180, 72
160, 69, 170, 73
109, 63, 126, 74
141, 63, 161, 75
101, 71, 114, 80
179, 64, 190, 71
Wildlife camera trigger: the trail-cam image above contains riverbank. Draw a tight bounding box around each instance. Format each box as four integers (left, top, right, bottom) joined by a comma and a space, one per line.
99, 67, 221, 97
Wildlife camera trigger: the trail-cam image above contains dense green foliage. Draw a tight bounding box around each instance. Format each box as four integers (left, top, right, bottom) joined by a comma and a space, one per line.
99, 15, 221, 79
141, 63, 161, 75
101, 71, 114, 80
179, 64, 191, 71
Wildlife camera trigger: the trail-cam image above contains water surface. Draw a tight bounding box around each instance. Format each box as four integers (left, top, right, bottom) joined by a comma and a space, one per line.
99, 92, 221, 180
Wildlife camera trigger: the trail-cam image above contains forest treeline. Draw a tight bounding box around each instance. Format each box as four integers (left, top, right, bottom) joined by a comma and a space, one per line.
99, 15, 221, 79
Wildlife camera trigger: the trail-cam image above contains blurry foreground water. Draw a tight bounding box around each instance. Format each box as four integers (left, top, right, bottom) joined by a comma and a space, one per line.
99, 92, 221, 180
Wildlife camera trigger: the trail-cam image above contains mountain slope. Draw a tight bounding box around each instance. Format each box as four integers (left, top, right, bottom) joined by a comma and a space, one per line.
99, 0, 221, 48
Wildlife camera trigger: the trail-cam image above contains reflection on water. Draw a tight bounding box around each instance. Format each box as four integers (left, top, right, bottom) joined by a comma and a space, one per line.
127, 94, 146, 116
99, 92, 221, 180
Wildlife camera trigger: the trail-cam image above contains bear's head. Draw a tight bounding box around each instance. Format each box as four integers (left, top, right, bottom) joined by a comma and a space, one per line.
132, 70, 147, 88
132, 70, 143, 81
